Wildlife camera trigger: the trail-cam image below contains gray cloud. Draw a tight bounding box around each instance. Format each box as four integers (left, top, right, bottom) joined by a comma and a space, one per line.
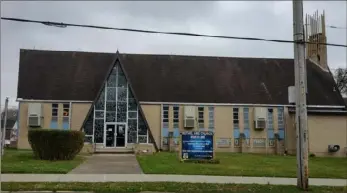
1, 1, 346, 106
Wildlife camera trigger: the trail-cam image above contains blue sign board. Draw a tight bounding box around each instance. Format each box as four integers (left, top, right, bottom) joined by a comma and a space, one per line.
181, 131, 214, 160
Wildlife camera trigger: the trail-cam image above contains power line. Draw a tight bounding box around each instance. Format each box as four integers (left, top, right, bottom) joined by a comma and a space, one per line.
2, 16, 347, 48
327, 25, 347, 30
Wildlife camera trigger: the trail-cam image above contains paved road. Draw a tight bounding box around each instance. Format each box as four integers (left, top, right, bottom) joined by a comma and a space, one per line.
2, 174, 347, 186
69, 154, 143, 174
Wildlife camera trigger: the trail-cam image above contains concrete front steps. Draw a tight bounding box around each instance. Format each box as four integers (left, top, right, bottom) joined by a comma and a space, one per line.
94, 147, 135, 154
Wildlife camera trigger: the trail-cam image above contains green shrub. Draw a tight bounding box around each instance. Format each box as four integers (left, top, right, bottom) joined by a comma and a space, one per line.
28, 129, 84, 160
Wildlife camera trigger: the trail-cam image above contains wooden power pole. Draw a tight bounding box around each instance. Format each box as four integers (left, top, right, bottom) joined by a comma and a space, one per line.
293, 0, 309, 190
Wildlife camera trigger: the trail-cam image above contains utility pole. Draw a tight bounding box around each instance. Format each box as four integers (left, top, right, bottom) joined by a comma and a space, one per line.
1, 97, 9, 157
293, 0, 309, 190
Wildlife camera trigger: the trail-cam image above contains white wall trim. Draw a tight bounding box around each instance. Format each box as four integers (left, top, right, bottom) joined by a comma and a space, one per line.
17, 99, 93, 103
139, 101, 345, 109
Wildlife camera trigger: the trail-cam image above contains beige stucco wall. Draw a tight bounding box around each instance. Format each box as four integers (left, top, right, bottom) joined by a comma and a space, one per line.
17, 101, 92, 149
71, 103, 91, 131
308, 115, 346, 157
140, 104, 161, 149
286, 114, 347, 157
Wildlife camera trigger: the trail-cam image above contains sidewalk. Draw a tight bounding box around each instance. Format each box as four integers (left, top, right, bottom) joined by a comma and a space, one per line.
2, 174, 347, 186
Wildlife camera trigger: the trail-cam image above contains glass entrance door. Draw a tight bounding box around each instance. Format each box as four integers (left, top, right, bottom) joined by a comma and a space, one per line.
105, 124, 115, 147
115, 124, 126, 147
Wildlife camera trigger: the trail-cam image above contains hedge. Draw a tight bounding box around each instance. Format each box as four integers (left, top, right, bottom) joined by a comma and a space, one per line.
28, 129, 84, 160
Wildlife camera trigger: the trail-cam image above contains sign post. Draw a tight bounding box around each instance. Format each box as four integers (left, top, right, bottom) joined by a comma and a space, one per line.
179, 131, 214, 161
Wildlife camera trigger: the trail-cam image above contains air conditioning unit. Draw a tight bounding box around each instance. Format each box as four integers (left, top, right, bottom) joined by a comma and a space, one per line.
27, 103, 42, 127
183, 106, 196, 128
184, 118, 195, 128
255, 118, 266, 129
288, 86, 295, 104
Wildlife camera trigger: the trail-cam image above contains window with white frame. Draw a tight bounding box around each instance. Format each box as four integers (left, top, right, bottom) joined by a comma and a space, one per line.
50, 103, 59, 129
208, 106, 214, 132
62, 103, 70, 130
277, 107, 285, 140
173, 105, 180, 145
233, 108, 240, 146
243, 107, 250, 145
173, 106, 179, 128
162, 105, 169, 145
267, 108, 274, 146
198, 107, 204, 130
82, 63, 149, 145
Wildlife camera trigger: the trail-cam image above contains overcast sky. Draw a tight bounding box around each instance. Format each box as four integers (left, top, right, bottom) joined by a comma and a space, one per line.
1, 1, 346, 107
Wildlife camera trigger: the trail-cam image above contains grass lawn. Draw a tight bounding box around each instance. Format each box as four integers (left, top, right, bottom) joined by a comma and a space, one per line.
1, 149, 85, 174
2, 182, 346, 193
137, 152, 347, 179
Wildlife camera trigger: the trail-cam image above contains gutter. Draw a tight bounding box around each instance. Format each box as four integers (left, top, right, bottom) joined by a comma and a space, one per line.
139, 101, 346, 109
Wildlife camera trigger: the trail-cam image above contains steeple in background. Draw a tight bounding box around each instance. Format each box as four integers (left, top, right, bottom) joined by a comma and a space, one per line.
305, 10, 328, 71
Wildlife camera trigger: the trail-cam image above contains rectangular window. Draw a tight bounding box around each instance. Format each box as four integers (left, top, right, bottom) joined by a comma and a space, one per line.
198, 106, 204, 130
173, 105, 179, 128
278, 107, 285, 140
162, 105, 169, 146
267, 108, 274, 146
233, 108, 239, 124
233, 108, 239, 146
208, 106, 214, 132
243, 107, 250, 145
50, 103, 59, 129
62, 103, 70, 130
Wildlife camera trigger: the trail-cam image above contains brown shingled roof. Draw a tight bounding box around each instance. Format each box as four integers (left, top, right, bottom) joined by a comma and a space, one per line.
17, 49, 345, 106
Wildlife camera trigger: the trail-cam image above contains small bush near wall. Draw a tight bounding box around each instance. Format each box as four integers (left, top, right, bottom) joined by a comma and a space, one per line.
28, 129, 84, 160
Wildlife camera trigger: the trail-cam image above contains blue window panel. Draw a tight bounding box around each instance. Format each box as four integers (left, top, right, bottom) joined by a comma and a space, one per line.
278, 129, 285, 139
63, 121, 69, 130
50, 120, 58, 129
267, 129, 274, 139
233, 128, 240, 138
244, 128, 250, 138
162, 128, 169, 137
173, 128, 179, 137
199, 127, 205, 131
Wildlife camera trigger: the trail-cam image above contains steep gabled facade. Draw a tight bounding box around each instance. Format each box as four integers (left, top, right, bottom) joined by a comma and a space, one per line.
80, 56, 157, 150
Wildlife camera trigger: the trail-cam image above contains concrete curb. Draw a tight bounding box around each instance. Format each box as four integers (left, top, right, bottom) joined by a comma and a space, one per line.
1, 174, 347, 187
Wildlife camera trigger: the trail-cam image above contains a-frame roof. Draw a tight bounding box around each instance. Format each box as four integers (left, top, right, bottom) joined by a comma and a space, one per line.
80, 53, 158, 150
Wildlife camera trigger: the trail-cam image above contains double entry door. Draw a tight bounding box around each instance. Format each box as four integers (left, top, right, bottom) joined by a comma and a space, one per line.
105, 123, 126, 147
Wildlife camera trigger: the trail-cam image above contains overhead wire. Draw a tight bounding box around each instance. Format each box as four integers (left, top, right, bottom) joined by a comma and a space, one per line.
1, 17, 347, 48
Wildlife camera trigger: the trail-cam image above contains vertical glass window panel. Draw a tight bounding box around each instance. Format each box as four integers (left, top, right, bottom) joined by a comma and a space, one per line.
128, 88, 134, 98
138, 136, 147, 143
267, 129, 274, 139
95, 87, 105, 110
128, 111, 137, 119
95, 111, 104, 119
128, 98, 138, 111
244, 128, 250, 138
117, 87, 127, 102
50, 117, 58, 129
107, 73, 117, 87
138, 116, 148, 135
84, 110, 94, 135
84, 136, 93, 143
233, 128, 240, 138
94, 119, 104, 143
117, 102, 127, 122
106, 111, 116, 122
63, 117, 69, 130
127, 119, 137, 143
117, 69, 127, 88
107, 88, 117, 101
106, 101, 117, 111
278, 129, 285, 140
162, 128, 169, 137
